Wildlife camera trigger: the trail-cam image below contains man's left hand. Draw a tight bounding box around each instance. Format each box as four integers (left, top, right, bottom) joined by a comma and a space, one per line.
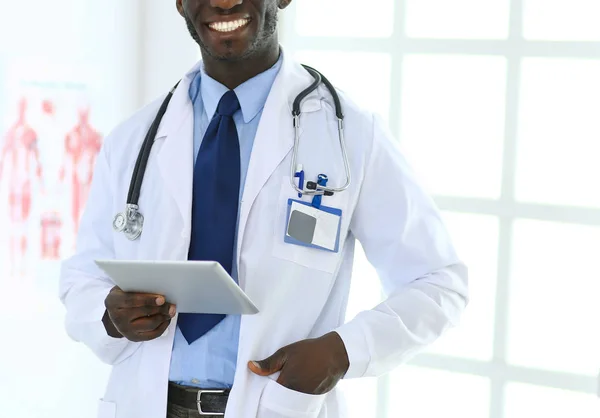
248, 332, 350, 395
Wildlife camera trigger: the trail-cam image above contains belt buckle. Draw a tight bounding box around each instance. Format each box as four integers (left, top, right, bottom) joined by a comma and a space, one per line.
197, 389, 226, 416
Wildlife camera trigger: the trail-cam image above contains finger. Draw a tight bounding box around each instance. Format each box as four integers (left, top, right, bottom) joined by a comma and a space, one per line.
130, 314, 171, 333
137, 317, 171, 340
249, 349, 287, 376
121, 292, 167, 308
126, 303, 176, 321
104, 286, 124, 308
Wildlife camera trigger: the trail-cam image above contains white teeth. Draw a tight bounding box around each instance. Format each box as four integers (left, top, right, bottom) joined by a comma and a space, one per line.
209, 19, 249, 33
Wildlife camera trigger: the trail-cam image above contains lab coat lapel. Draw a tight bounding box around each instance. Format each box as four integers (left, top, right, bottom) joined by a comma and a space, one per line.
155, 77, 195, 232
236, 56, 316, 278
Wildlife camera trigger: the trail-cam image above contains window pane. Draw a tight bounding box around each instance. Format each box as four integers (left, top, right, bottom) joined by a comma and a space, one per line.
515, 58, 600, 208
426, 212, 498, 360
294, 0, 394, 38
400, 55, 506, 198
339, 378, 378, 418
505, 383, 600, 418
507, 220, 600, 376
294, 51, 392, 123
389, 366, 490, 418
523, 0, 600, 41
406, 0, 510, 39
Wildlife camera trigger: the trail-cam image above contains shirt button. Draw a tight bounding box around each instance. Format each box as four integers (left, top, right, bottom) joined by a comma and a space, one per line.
191, 379, 200, 385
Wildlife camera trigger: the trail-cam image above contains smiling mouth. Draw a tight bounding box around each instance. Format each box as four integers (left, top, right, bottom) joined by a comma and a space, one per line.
208, 18, 251, 33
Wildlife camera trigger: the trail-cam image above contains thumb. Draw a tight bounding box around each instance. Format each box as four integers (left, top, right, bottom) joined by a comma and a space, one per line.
248, 349, 287, 376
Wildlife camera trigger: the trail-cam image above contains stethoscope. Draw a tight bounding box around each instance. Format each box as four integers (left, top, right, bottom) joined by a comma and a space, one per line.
113, 65, 350, 241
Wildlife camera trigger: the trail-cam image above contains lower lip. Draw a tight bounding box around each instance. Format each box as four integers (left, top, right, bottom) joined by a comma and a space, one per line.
207, 20, 251, 36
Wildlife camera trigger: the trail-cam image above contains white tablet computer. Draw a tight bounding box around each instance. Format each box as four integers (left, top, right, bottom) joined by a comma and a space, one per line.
94, 260, 259, 315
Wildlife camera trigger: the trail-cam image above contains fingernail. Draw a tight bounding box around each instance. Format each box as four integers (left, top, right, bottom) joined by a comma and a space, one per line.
251, 361, 261, 369
169, 306, 176, 317
156, 297, 165, 306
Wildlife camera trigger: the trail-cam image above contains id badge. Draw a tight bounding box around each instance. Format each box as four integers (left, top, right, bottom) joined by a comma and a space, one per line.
284, 199, 342, 253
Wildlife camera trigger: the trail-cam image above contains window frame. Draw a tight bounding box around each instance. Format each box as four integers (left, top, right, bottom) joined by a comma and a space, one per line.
280, 1, 600, 417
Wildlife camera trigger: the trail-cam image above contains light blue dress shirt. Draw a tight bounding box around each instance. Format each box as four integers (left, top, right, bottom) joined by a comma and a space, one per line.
169, 55, 283, 389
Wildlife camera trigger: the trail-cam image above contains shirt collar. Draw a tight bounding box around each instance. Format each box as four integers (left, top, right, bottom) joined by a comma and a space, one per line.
190, 53, 283, 124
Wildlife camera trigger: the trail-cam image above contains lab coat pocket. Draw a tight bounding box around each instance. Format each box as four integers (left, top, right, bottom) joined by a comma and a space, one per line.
271, 177, 344, 274
97, 399, 116, 418
258, 379, 327, 418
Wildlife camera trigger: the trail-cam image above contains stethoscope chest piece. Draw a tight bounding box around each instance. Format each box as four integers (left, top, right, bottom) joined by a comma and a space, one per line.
113, 204, 144, 241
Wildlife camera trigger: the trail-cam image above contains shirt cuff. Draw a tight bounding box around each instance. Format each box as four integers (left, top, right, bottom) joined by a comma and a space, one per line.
334, 320, 371, 379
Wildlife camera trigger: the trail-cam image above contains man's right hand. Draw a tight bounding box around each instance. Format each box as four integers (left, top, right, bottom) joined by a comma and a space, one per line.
103, 286, 176, 342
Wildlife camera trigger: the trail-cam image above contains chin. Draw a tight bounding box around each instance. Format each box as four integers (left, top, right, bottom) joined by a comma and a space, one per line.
202, 41, 255, 62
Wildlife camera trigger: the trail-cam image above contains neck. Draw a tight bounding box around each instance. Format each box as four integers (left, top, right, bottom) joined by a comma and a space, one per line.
202, 42, 280, 90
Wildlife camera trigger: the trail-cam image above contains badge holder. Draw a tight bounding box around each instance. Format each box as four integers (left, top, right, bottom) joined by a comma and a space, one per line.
284, 174, 342, 253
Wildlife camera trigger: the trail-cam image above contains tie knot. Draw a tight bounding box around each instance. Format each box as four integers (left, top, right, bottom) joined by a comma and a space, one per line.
216, 90, 240, 117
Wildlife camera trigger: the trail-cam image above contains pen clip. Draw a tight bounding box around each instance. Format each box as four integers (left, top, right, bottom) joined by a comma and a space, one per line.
294, 164, 304, 198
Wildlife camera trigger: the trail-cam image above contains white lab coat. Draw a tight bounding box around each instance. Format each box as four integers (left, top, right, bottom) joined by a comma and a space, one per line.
59, 53, 468, 418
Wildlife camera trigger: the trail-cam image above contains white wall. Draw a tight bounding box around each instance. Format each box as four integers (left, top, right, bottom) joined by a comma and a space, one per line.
0, 2, 140, 418
0, 0, 144, 124
0, 2, 204, 416
140, 0, 200, 106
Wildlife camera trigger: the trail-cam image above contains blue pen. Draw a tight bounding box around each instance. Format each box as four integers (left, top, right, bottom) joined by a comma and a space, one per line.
294, 164, 305, 198
311, 174, 328, 209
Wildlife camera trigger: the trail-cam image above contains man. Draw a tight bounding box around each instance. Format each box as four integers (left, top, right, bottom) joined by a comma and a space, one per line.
59, 1, 468, 417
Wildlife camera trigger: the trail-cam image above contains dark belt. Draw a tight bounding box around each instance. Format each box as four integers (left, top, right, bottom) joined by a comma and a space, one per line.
168, 382, 230, 416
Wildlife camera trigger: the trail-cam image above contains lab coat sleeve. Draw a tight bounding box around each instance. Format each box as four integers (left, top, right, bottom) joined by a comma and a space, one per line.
59, 143, 141, 365
335, 114, 469, 379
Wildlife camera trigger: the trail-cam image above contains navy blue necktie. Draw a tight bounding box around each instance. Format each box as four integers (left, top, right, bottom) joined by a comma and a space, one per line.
178, 90, 241, 344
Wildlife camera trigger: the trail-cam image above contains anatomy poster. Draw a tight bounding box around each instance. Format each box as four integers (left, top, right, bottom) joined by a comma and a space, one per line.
0, 57, 104, 292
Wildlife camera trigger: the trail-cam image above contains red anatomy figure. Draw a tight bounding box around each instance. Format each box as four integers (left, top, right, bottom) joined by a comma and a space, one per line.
59, 108, 102, 236
0, 98, 43, 278
40, 211, 62, 260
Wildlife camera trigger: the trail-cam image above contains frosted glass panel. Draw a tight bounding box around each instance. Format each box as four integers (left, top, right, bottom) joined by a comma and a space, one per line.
524, 0, 600, 41
516, 58, 600, 208
406, 0, 510, 39
295, 0, 394, 38
389, 367, 490, 418
507, 220, 600, 375
426, 212, 498, 360
294, 51, 392, 122
400, 55, 507, 198
505, 383, 600, 418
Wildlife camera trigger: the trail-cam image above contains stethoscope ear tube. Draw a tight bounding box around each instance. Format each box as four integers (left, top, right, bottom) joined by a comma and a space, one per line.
127, 131, 152, 205
289, 65, 349, 198
116, 82, 180, 241
293, 66, 322, 117
299, 64, 344, 120
127, 82, 180, 206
